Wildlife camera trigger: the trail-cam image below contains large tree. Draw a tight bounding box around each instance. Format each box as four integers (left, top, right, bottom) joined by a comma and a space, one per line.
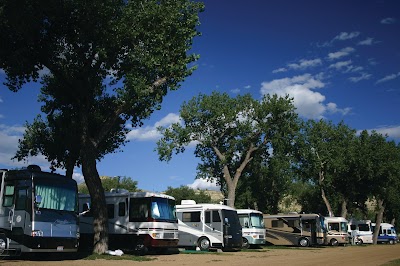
156, 92, 299, 207
0, 0, 203, 253
296, 120, 357, 217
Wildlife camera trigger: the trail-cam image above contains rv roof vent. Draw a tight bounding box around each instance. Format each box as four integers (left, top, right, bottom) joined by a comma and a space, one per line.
181, 200, 196, 205
110, 188, 129, 193
27, 165, 41, 171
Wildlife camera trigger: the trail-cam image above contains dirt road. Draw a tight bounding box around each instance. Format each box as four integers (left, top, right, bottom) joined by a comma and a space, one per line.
2, 244, 400, 266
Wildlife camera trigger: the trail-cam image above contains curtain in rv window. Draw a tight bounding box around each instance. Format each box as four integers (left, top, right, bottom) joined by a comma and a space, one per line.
35, 184, 76, 211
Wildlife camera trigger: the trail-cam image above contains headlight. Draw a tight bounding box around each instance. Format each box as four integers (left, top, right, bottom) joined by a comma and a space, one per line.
151, 233, 162, 239
31, 230, 44, 237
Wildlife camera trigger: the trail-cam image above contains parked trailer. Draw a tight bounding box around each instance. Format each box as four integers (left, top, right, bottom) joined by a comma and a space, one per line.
0, 165, 79, 256
175, 200, 242, 251
78, 189, 179, 255
371, 222, 398, 244
323, 216, 349, 246
236, 209, 265, 248
348, 219, 373, 245
263, 213, 325, 247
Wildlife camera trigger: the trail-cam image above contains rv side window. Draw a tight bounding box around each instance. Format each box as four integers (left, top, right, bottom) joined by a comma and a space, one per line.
182, 211, 200, 222
212, 210, 221, 222
129, 198, 149, 221
288, 220, 299, 228
3, 184, 15, 207
329, 222, 340, 231
272, 220, 284, 228
118, 202, 126, 216
108, 204, 115, 219
205, 211, 211, 223
350, 224, 356, 230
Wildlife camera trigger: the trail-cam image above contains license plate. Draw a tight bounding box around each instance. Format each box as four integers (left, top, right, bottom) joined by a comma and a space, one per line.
57, 246, 64, 251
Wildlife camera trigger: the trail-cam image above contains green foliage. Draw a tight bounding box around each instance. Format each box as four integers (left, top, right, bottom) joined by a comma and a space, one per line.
78, 176, 139, 194
164, 185, 212, 204
157, 92, 300, 207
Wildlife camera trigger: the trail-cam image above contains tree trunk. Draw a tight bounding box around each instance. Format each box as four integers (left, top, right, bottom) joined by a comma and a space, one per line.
226, 179, 236, 208
372, 199, 384, 245
321, 187, 334, 217
340, 199, 348, 218
80, 109, 109, 254
81, 149, 109, 254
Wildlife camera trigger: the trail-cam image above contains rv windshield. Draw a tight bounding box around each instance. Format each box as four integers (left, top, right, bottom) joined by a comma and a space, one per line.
250, 213, 264, 228
150, 198, 176, 221
35, 182, 77, 212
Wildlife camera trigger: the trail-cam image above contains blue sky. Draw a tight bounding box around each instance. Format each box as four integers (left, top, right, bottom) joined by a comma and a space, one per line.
1, 0, 399, 192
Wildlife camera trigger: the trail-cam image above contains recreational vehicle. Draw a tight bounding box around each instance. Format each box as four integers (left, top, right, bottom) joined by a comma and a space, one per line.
347, 219, 373, 245
236, 209, 265, 248
78, 189, 179, 255
175, 200, 242, 251
0, 165, 79, 256
371, 222, 398, 244
323, 216, 349, 246
263, 213, 325, 247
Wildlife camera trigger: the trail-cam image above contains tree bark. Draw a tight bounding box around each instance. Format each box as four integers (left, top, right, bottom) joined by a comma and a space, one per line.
80, 109, 109, 254
372, 198, 385, 245
340, 199, 348, 218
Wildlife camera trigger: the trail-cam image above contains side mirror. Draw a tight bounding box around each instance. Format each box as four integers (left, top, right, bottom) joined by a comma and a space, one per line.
83, 202, 90, 211
35, 195, 42, 207
224, 217, 230, 226
244, 221, 249, 228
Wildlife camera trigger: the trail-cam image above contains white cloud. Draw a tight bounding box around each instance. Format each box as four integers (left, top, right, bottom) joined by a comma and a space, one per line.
126, 113, 181, 141
348, 73, 372, 83
329, 60, 352, 70
272, 67, 287, 73
328, 47, 355, 60
287, 58, 322, 70
230, 88, 241, 94
333, 31, 361, 41
0, 124, 51, 168
188, 178, 220, 191
376, 72, 400, 84
326, 102, 352, 115
363, 125, 400, 140
358, 37, 374, 46
244, 85, 251, 89
73, 172, 85, 184
381, 17, 396, 24
260, 74, 349, 119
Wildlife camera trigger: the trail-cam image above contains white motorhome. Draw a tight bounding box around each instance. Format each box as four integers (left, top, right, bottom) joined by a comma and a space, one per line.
0, 166, 79, 256
348, 219, 373, 245
175, 200, 242, 251
236, 209, 265, 248
323, 216, 349, 246
79, 189, 179, 255
371, 222, 398, 244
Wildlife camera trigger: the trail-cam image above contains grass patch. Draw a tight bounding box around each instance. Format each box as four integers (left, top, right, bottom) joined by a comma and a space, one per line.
83, 253, 154, 261
382, 259, 400, 266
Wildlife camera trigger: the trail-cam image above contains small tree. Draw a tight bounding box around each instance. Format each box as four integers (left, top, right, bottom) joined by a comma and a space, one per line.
157, 92, 299, 207
164, 185, 212, 205
78, 176, 139, 194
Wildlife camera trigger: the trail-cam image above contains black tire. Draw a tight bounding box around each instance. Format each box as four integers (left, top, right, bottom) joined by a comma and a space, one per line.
133, 240, 148, 256
299, 238, 310, 247
389, 239, 395, 245
198, 237, 211, 251
242, 237, 250, 249
0, 234, 7, 255
330, 238, 339, 246
355, 239, 363, 246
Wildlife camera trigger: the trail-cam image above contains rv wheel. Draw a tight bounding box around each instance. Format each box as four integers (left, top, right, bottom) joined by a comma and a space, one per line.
0, 234, 7, 255
198, 237, 210, 251
330, 238, 339, 246
299, 238, 310, 247
389, 239, 395, 245
242, 237, 250, 249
